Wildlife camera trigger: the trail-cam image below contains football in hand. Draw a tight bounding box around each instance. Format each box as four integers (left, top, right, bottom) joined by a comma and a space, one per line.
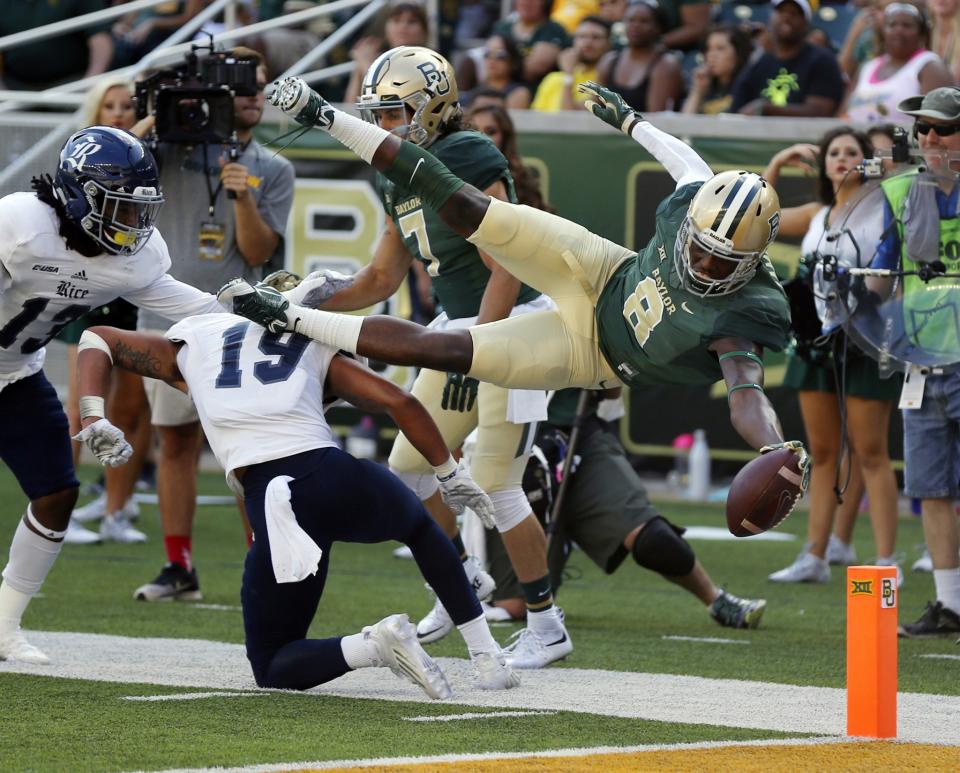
726, 448, 803, 537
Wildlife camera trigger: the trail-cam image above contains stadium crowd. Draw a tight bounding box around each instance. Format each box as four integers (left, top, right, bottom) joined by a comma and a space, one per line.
1, 0, 960, 689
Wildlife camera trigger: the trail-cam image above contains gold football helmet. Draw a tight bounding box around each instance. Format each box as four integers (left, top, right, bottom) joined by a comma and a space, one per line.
674, 170, 781, 297
357, 46, 461, 147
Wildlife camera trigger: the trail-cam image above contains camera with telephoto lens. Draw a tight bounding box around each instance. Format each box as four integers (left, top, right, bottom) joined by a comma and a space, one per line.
135, 39, 259, 145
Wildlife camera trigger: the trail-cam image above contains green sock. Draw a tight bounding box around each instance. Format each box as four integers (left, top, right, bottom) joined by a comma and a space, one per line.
451, 533, 467, 562
384, 142, 466, 211
520, 574, 553, 612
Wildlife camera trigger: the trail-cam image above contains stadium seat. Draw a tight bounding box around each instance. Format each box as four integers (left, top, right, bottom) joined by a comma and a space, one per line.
814, 3, 858, 53
713, 2, 772, 28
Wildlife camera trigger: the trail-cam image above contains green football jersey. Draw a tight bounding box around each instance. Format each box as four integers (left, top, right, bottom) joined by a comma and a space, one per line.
377, 131, 540, 320
595, 183, 790, 387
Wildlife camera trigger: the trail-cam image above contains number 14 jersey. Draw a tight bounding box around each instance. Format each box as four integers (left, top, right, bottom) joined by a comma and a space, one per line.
595, 183, 791, 387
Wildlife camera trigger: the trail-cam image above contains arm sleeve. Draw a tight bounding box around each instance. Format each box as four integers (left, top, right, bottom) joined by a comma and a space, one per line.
123, 273, 225, 322
626, 119, 713, 188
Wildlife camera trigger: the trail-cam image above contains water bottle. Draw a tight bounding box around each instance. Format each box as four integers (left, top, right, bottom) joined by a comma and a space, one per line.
345, 415, 378, 460
667, 433, 693, 492
686, 429, 710, 501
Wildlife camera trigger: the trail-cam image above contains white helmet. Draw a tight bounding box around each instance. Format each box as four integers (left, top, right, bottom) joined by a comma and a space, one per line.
674, 170, 781, 297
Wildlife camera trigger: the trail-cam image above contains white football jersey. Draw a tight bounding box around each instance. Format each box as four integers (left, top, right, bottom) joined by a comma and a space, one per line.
167, 314, 341, 480
0, 193, 223, 389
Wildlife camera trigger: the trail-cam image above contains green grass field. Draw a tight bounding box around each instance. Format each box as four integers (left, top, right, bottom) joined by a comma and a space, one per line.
1, 463, 958, 771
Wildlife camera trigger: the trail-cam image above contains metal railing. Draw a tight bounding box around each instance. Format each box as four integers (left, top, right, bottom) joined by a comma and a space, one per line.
0, 0, 390, 196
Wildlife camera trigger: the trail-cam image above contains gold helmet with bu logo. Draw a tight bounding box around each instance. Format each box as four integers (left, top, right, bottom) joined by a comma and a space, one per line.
357, 46, 461, 147
674, 170, 781, 297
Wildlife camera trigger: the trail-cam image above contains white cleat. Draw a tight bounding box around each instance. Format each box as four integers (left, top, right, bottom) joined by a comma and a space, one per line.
0, 629, 50, 665
875, 555, 904, 588
63, 519, 102, 545
826, 534, 857, 566
100, 512, 147, 544
472, 651, 520, 690
768, 551, 830, 583
416, 556, 496, 644
366, 614, 451, 700
503, 625, 573, 669
73, 494, 139, 523
912, 549, 933, 573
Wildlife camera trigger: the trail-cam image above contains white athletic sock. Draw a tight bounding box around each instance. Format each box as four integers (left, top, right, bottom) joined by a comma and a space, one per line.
933, 568, 960, 615
285, 304, 364, 354
0, 584, 32, 633
457, 614, 498, 657
0, 514, 64, 629
326, 108, 392, 164
340, 631, 380, 670
527, 605, 563, 635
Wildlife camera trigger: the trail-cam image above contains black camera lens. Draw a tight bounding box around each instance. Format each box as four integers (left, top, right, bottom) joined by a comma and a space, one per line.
175, 98, 211, 131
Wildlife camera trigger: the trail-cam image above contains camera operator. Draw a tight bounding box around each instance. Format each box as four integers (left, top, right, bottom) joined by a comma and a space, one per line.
872, 87, 960, 637
135, 46, 295, 602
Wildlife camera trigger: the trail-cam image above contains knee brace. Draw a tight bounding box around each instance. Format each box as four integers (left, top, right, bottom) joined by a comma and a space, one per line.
390, 468, 439, 501
489, 488, 532, 533
631, 517, 695, 576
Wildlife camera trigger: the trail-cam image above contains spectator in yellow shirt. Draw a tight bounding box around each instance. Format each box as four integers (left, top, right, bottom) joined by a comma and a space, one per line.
532, 15, 612, 111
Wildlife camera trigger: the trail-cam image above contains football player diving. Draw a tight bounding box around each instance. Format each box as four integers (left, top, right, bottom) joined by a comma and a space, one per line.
262, 46, 571, 669
0, 127, 226, 664
219, 81, 812, 573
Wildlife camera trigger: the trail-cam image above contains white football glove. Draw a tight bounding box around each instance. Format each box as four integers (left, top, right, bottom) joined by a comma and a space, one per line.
285, 269, 356, 308
73, 419, 133, 467
436, 461, 496, 529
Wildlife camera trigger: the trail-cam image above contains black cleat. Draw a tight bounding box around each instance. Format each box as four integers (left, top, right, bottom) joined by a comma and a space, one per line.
899, 601, 960, 637
134, 563, 202, 602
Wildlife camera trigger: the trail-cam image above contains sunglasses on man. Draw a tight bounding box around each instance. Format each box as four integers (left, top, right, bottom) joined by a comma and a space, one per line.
916, 121, 960, 137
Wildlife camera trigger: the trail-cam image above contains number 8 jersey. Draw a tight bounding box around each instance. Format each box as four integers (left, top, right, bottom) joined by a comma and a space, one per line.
166, 314, 340, 482
594, 183, 791, 386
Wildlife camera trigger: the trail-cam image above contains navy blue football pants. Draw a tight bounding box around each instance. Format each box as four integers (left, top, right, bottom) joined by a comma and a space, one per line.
240, 447, 482, 690
0, 371, 79, 501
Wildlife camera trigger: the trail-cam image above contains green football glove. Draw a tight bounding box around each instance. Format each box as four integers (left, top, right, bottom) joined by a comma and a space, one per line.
441, 373, 479, 412
578, 81, 641, 134
760, 440, 810, 493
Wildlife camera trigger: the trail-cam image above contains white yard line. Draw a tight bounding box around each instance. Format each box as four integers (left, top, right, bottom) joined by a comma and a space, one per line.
2, 630, 959, 747
402, 710, 555, 722
661, 635, 751, 645
191, 604, 242, 612
123, 691, 260, 702
917, 653, 960, 661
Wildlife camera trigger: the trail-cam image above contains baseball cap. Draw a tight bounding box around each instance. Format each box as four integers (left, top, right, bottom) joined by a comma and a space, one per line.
898, 87, 960, 123
772, 0, 813, 22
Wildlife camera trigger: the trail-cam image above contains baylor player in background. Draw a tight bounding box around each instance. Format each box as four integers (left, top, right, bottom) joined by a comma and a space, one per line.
263, 47, 570, 669
222, 78, 812, 555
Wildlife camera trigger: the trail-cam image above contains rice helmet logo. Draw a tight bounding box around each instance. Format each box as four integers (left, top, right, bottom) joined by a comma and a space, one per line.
417, 61, 450, 96
63, 136, 102, 172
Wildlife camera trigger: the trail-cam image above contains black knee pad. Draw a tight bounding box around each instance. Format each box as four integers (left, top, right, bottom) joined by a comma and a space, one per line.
631, 516, 695, 576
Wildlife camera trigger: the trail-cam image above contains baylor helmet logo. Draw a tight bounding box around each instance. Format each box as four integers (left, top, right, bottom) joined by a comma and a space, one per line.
417, 61, 450, 96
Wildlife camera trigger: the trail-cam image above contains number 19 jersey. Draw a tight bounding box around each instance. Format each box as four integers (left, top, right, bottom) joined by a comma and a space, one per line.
595, 183, 791, 386
166, 314, 340, 478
